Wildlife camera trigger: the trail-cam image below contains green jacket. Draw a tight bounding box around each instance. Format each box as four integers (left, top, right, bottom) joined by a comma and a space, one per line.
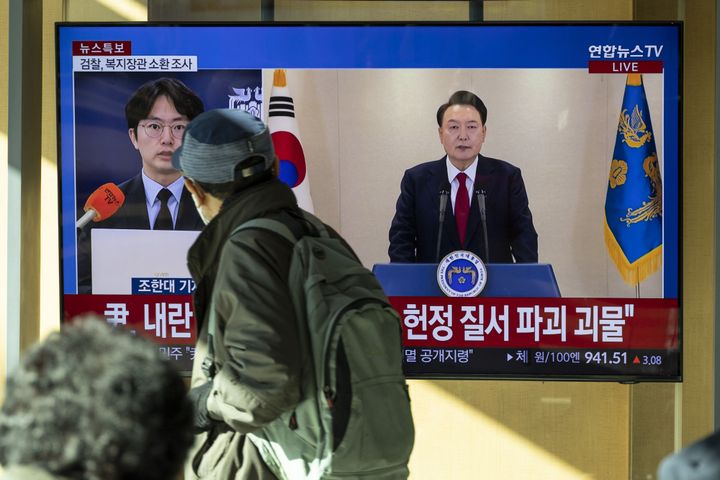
186, 178, 304, 479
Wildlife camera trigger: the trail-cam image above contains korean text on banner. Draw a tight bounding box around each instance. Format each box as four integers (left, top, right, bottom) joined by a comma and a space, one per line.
604, 73, 663, 286
268, 69, 314, 213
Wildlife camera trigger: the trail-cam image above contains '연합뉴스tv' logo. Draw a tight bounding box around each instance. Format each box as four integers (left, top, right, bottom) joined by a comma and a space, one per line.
437, 250, 487, 297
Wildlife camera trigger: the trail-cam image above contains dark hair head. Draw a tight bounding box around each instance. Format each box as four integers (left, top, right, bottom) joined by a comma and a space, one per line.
125, 77, 205, 131
0, 318, 194, 480
436, 90, 488, 126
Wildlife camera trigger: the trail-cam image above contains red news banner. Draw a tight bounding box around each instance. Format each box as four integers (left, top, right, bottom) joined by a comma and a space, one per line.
64, 294, 196, 345
389, 297, 678, 350
65, 295, 678, 352
72, 40, 131, 56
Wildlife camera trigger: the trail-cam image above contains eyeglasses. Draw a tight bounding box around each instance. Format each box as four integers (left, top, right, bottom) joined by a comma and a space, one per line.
138, 121, 188, 139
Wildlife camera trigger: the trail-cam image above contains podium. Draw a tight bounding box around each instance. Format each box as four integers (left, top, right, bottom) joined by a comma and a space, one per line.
91, 228, 199, 294
372, 262, 561, 378
372, 263, 561, 298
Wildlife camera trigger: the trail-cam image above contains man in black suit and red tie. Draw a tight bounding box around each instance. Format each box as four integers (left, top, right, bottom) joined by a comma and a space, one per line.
388, 90, 538, 264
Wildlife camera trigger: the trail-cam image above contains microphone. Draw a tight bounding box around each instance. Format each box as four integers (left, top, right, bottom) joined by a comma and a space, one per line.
435, 181, 451, 263
76, 183, 126, 229
475, 188, 489, 263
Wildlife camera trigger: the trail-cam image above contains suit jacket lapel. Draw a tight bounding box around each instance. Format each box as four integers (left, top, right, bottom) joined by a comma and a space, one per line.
422, 159, 444, 211
123, 175, 152, 229
465, 155, 494, 249
176, 187, 203, 230
425, 159, 461, 251
113, 175, 202, 230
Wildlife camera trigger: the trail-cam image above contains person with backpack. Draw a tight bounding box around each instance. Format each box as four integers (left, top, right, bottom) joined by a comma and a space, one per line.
173, 108, 414, 480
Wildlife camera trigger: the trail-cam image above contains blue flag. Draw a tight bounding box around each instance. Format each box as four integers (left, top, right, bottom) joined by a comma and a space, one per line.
605, 74, 662, 287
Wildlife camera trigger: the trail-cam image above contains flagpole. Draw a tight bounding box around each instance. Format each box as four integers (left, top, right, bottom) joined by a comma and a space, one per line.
635, 283, 640, 299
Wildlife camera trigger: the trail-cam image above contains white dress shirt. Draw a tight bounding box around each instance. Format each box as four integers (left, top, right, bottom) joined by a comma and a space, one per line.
141, 171, 185, 230
445, 156, 478, 212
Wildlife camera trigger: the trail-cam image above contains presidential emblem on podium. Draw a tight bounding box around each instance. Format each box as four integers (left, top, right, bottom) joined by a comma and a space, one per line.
436, 250, 488, 297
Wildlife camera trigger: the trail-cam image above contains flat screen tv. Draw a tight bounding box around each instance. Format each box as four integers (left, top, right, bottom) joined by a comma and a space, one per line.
56, 22, 681, 380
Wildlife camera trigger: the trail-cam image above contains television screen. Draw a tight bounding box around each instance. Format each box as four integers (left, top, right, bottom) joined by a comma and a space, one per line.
56, 22, 681, 380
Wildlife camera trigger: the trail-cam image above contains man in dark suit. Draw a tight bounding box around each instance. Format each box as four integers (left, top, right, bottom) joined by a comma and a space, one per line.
77, 78, 205, 292
388, 90, 538, 264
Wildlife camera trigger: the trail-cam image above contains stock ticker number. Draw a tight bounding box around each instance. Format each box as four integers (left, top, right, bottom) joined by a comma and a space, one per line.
583, 352, 664, 367
584, 351, 628, 365
641, 355, 663, 366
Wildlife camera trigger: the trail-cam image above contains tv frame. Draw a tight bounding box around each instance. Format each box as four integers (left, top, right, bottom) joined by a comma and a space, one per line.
56, 21, 683, 382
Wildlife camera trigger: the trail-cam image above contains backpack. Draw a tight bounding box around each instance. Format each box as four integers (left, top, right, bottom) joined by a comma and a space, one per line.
227, 211, 415, 480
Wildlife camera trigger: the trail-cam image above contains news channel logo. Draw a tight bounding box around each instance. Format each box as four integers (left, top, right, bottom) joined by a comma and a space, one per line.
437, 250, 487, 297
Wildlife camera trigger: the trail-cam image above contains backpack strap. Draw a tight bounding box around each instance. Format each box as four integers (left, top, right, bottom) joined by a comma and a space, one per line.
233, 210, 330, 241
231, 217, 299, 244
203, 216, 302, 380
299, 211, 330, 239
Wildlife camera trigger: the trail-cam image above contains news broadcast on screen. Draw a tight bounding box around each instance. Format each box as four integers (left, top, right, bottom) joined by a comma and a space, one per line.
56, 23, 681, 380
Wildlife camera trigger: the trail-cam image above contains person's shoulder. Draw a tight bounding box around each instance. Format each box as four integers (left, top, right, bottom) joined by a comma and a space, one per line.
116, 172, 143, 193
478, 155, 520, 172
405, 158, 445, 176
658, 430, 720, 480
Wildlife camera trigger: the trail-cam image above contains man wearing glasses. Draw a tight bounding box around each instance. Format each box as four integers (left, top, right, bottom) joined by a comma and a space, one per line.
114, 77, 205, 231
77, 78, 205, 292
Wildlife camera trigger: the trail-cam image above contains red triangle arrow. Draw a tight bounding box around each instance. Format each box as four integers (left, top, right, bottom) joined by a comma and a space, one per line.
633, 356, 641, 364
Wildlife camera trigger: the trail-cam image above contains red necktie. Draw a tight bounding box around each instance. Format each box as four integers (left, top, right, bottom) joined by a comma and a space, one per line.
455, 172, 470, 245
